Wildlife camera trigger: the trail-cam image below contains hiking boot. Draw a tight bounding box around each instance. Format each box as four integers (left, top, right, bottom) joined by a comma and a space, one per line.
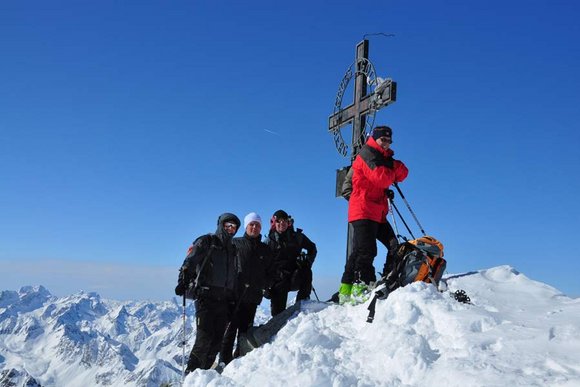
338, 293, 352, 305
185, 353, 203, 375
351, 282, 372, 304
212, 361, 226, 374
338, 283, 353, 305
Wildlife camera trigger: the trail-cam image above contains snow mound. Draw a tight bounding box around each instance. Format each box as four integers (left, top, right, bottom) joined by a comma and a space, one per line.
185, 266, 580, 387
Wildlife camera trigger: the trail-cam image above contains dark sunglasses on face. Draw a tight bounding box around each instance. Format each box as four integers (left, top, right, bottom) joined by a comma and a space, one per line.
224, 222, 238, 229
275, 218, 288, 224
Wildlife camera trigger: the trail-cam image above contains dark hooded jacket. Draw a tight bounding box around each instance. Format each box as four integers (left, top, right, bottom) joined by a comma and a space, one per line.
233, 233, 274, 304
265, 226, 317, 283
179, 213, 240, 301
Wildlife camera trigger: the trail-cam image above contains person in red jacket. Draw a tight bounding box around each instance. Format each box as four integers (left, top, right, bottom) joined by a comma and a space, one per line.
339, 126, 409, 305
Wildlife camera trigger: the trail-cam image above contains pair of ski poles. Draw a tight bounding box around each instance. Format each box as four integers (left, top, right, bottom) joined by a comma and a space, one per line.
388, 182, 426, 241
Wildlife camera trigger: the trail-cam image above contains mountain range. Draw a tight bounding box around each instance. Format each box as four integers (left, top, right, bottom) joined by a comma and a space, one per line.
2, 266, 579, 387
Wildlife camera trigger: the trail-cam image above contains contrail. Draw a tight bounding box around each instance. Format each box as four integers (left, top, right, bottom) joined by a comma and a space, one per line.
263, 129, 281, 136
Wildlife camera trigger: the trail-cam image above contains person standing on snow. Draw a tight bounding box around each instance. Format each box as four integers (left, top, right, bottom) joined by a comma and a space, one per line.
174, 212, 240, 373
219, 212, 274, 365
338, 126, 409, 305
264, 210, 317, 316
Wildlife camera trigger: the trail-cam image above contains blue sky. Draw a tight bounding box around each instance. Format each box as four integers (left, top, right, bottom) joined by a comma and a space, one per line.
1, 1, 579, 301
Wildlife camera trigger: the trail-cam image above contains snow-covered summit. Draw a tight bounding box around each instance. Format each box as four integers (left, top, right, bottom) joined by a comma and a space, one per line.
1, 266, 579, 387
186, 266, 579, 387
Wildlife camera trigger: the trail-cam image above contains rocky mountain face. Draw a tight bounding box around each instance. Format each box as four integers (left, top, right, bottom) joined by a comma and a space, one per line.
0, 286, 209, 387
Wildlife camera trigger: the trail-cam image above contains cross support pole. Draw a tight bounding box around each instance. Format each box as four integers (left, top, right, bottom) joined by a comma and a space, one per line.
328, 40, 372, 263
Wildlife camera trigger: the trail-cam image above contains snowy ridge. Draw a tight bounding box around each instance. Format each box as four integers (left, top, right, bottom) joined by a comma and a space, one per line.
1, 266, 579, 387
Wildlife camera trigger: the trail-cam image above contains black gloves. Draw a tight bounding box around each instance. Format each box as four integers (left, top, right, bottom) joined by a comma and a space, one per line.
174, 267, 189, 296
175, 283, 186, 296
296, 253, 313, 269
386, 189, 395, 201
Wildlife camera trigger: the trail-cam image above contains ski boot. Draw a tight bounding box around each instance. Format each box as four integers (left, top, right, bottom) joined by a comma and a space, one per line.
338, 283, 353, 305
351, 281, 374, 305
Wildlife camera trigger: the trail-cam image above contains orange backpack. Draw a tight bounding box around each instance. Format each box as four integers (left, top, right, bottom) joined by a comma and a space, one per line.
406, 236, 446, 284
387, 236, 446, 288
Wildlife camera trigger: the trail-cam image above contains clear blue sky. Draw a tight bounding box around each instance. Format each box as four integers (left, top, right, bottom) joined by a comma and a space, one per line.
1, 1, 579, 300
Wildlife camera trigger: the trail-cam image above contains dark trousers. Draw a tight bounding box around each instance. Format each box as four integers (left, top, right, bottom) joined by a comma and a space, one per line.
220, 302, 258, 364
186, 298, 232, 372
341, 219, 398, 285
270, 267, 312, 316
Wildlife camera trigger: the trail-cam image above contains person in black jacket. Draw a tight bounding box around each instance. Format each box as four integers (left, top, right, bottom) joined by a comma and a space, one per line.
174, 212, 240, 374
264, 210, 317, 316
219, 212, 273, 365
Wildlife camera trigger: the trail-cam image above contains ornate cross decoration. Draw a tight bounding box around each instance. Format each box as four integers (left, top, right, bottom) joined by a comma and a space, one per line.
328, 40, 397, 161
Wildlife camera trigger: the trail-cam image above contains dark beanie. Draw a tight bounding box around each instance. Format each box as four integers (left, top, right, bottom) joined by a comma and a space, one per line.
273, 209, 289, 220
372, 126, 393, 140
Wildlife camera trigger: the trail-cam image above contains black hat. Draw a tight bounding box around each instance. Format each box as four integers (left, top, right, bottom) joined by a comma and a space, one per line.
272, 209, 289, 220
372, 126, 393, 141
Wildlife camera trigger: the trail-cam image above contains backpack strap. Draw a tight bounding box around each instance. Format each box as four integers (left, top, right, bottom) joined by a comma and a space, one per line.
366, 294, 379, 323
192, 236, 219, 297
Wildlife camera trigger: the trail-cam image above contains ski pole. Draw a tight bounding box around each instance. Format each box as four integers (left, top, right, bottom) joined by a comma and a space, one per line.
391, 200, 415, 240
234, 284, 250, 315
224, 284, 250, 341
182, 292, 186, 382
219, 284, 250, 368
393, 183, 426, 236
387, 198, 401, 242
311, 285, 320, 302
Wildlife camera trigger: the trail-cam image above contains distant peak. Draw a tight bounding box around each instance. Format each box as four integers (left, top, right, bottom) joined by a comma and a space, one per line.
18, 285, 52, 297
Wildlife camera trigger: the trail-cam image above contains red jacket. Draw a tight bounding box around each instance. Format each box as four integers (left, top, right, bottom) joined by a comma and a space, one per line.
348, 137, 409, 223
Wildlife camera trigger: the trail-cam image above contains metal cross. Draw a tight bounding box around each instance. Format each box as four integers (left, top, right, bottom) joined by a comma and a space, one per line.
328, 40, 372, 161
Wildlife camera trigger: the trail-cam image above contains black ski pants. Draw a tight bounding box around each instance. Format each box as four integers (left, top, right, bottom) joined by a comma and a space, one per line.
270, 267, 312, 316
341, 219, 398, 285
220, 302, 258, 364
187, 298, 233, 372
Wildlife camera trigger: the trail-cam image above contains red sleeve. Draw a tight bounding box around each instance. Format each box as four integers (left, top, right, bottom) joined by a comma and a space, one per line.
358, 160, 395, 189
393, 160, 409, 183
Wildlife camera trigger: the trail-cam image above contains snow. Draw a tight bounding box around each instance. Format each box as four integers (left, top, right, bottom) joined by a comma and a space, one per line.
184, 266, 580, 387
1, 266, 579, 387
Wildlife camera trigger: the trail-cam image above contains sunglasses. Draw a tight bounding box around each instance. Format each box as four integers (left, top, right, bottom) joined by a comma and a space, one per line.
224, 222, 238, 229
275, 218, 289, 224
377, 136, 392, 144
